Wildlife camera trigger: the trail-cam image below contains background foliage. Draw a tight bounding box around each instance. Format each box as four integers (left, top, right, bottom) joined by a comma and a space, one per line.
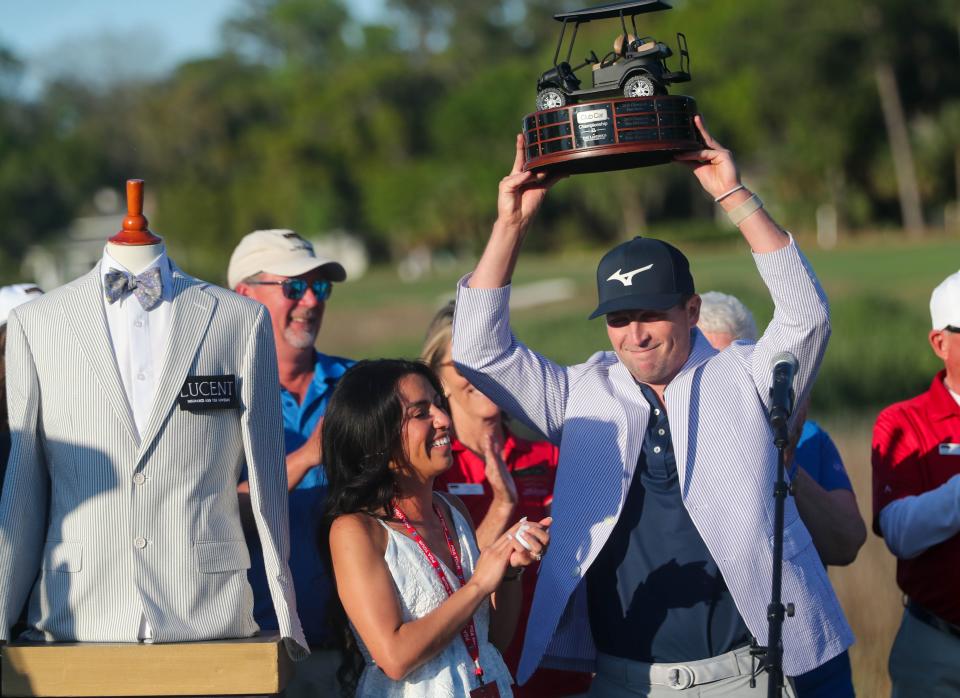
1, 0, 958, 416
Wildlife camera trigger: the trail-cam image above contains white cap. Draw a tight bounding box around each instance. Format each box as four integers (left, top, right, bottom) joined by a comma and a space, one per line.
931, 270, 960, 330
0, 284, 43, 326
227, 229, 347, 290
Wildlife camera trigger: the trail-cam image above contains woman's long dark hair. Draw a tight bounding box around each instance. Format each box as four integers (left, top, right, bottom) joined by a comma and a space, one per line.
319, 359, 447, 695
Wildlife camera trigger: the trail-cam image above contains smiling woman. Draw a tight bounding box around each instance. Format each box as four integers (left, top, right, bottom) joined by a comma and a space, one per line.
320, 359, 551, 697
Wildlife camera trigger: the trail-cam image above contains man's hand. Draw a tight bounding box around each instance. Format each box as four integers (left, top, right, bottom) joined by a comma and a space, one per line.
675, 114, 788, 252
496, 134, 564, 236
470, 135, 565, 289
673, 115, 741, 200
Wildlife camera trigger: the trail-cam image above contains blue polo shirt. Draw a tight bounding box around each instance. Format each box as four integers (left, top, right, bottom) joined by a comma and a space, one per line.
245, 352, 353, 647
791, 420, 855, 698
586, 383, 750, 662
793, 420, 852, 492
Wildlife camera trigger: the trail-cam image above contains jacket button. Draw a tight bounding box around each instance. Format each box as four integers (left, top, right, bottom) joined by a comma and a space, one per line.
134, 537, 147, 549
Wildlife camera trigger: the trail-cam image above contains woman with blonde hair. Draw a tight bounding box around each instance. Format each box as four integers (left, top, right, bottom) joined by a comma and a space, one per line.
422, 302, 592, 697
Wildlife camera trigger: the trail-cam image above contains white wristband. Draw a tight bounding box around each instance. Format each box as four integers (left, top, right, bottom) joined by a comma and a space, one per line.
727, 193, 764, 226
714, 183, 746, 203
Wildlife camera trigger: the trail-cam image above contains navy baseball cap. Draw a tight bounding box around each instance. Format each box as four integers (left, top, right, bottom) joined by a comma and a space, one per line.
589, 236, 695, 319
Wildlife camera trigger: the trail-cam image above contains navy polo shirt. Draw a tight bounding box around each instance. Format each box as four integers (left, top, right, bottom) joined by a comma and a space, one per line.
244, 352, 353, 647
586, 383, 751, 663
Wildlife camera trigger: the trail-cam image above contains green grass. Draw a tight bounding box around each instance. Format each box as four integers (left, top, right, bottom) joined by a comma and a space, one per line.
320, 232, 959, 414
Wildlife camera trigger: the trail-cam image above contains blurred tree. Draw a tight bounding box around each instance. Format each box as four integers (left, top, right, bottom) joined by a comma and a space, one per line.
2, 0, 958, 286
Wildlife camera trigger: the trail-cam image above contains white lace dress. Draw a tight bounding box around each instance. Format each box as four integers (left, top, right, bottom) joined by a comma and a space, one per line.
352, 496, 515, 697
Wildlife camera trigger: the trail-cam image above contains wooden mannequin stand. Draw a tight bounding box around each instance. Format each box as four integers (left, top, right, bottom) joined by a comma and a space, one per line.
110, 179, 162, 246
106, 178, 166, 274
1, 635, 292, 697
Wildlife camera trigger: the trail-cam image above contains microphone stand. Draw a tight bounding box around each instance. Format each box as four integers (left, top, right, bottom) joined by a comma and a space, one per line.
751, 390, 795, 698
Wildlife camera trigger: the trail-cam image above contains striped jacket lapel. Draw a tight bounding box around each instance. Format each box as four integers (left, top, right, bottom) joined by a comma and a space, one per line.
608, 359, 648, 488
665, 330, 717, 494
60, 264, 139, 445
135, 265, 216, 462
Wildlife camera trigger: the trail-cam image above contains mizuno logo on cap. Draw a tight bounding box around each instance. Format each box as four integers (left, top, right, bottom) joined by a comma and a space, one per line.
607, 264, 653, 287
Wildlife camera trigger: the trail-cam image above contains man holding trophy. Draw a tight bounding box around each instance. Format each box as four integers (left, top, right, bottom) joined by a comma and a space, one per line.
450, 115, 853, 696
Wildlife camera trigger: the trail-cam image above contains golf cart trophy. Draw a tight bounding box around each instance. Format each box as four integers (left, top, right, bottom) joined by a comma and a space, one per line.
523, 0, 702, 175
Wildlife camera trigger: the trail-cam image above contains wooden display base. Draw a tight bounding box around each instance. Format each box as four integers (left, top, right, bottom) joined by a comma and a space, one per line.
522, 95, 702, 175
1, 636, 292, 697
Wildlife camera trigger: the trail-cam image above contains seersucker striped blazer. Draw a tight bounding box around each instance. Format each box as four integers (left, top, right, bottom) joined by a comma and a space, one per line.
0, 262, 308, 659
452, 240, 854, 683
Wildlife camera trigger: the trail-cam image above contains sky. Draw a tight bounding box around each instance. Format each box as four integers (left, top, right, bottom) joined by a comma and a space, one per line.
0, 0, 385, 95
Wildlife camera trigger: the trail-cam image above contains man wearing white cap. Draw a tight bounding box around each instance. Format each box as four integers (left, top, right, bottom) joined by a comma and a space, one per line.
228, 230, 350, 696
872, 270, 960, 696
1, 283, 43, 490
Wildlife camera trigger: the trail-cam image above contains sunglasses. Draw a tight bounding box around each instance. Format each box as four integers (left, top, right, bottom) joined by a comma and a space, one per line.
246, 278, 332, 301
945, 325, 960, 333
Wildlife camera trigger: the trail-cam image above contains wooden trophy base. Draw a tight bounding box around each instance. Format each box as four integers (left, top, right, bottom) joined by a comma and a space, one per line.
522, 95, 702, 175
1, 635, 292, 697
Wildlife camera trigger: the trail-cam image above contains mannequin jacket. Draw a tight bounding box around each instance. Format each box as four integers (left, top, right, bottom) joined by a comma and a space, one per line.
451, 240, 853, 682
0, 261, 308, 658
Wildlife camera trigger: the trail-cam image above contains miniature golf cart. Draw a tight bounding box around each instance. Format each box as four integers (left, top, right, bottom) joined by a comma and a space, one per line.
535, 0, 691, 112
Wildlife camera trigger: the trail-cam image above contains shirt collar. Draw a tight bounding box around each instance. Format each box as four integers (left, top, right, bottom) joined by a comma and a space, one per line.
949, 386, 960, 408
311, 352, 352, 385
281, 352, 352, 403
101, 245, 173, 304
929, 370, 960, 421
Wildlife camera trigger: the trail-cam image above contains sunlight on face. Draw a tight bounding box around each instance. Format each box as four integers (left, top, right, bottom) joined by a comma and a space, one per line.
396, 373, 454, 480
605, 297, 701, 388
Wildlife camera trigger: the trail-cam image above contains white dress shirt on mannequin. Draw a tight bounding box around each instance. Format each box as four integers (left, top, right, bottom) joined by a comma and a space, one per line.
100, 246, 172, 439
99, 245, 173, 640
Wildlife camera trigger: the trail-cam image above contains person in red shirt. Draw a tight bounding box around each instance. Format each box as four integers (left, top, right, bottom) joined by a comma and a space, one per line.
423, 302, 592, 698
872, 270, 960, 696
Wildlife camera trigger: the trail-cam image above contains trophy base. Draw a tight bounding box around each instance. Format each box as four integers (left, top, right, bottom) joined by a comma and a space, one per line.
522, 95, 702, 175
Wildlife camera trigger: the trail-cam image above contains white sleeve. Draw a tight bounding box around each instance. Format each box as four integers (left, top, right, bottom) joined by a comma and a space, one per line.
451, 274, 569, 445
878, 473, 960, 559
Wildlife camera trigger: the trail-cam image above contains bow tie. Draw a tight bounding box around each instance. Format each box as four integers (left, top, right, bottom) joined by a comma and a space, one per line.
103, 267, 163, 311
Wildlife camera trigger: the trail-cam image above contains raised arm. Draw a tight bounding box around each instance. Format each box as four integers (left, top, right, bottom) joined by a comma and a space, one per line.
678, 115, 829, 412
469, 134, 564, 289
452, 136, 570, 443
675, 115, 789, 254
472, 432, 518, 551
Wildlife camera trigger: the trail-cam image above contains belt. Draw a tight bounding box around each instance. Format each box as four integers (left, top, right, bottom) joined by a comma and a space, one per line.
907, 599, 960, 640
596, 645, 759, 691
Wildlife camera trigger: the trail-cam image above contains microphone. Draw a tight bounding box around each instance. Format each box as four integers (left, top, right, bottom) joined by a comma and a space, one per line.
769, 351, 798, 436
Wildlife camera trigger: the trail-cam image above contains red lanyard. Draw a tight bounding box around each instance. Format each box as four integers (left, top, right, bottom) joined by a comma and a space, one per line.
392, 502, 485, 685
